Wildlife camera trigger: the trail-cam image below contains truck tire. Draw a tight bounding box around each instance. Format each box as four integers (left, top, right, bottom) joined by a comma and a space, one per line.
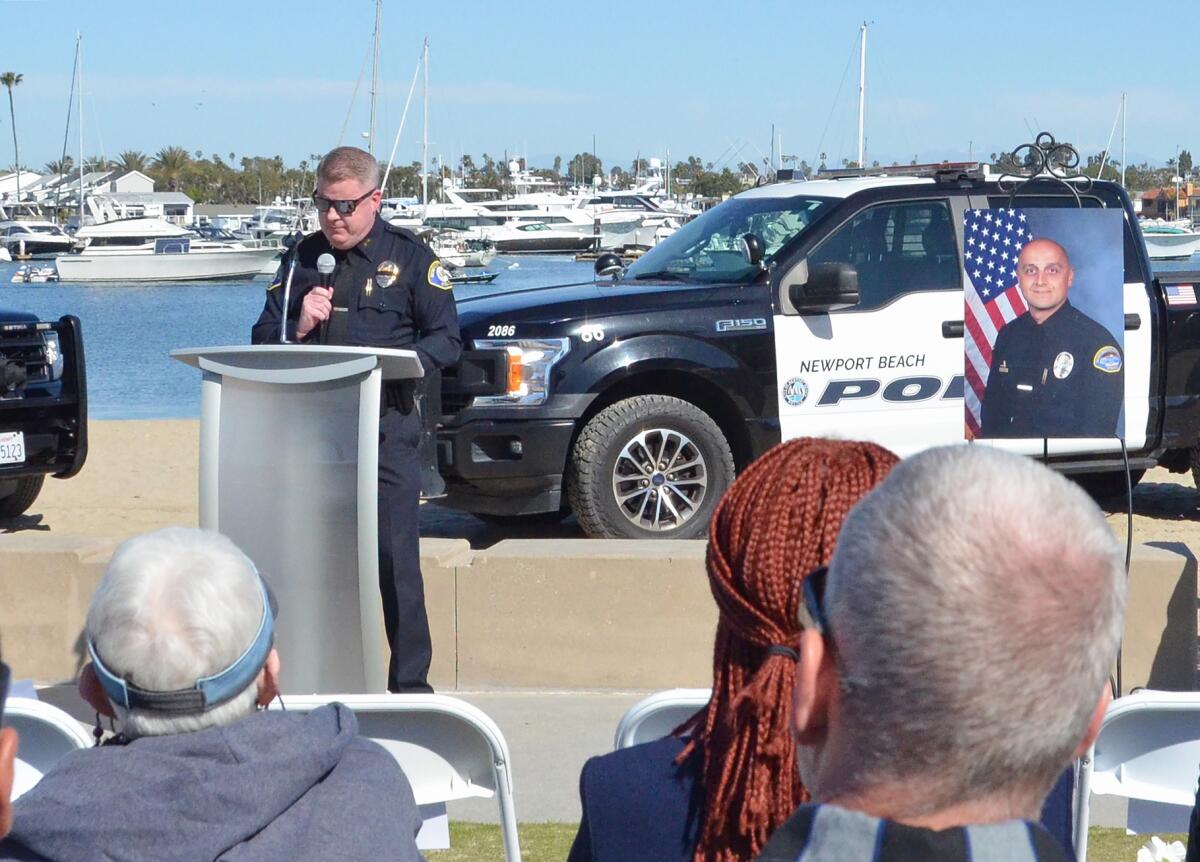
0, 475, 44, 518
567, 395, 735, 539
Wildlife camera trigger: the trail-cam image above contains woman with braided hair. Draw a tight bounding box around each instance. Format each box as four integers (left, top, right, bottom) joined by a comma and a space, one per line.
568, 437, 899, 862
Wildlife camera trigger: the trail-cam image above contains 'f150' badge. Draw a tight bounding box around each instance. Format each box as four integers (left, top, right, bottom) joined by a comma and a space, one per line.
715, 318, 767, 333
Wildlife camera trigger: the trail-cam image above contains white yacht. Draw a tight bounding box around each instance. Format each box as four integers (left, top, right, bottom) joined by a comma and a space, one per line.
0, 220, 80, 258
1141, 219, 1200, 261
56, 218, 278, 282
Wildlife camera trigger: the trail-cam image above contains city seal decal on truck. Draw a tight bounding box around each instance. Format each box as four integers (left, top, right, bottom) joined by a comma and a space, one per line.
782, 377, 809, 406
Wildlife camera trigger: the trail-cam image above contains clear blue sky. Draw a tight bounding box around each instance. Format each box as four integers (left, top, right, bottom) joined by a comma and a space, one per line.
0, 0, 1186, 174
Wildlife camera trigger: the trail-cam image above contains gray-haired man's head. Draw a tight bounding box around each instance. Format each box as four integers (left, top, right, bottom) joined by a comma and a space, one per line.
81, 527, 280, 739
791, 445, 1125, 824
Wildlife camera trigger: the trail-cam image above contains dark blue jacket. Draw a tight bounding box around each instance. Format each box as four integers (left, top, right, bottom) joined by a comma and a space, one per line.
568, 735, 705, 862
566, 739, 1075, 862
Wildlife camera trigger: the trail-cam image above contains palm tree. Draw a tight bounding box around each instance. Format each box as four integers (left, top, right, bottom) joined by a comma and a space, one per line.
1, 72, 23, 202
116, 150, 148, 173
44, 156, 73, 176
151, 145, 190, 191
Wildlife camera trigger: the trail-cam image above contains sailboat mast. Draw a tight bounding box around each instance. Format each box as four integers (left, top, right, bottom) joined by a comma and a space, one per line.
421, 38, 429, 206
368, 0, 381, 155
77, 32, 84, 227
1120, 92, 1127, 190
857, 22, 867, 168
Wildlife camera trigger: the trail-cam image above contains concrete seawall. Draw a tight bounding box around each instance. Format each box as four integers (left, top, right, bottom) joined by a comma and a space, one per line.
2, 534, 1192, 697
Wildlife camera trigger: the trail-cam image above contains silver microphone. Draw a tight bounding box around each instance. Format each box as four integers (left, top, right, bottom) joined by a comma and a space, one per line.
316, 253, 336, 287
316, 253, 337, 343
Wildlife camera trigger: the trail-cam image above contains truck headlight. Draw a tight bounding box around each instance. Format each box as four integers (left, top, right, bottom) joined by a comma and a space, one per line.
41, 332, 63, 380
472, 337, 570, 406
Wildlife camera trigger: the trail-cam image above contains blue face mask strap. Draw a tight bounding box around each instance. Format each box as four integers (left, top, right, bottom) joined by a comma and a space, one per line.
87, 571, 274, 714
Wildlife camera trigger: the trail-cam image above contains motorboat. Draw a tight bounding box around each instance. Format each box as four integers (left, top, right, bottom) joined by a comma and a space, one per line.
0, 221, 81, 258
421, 228, 495, 268
55, 218, 279, 282
10, 264, 58, 284
1141, 220, 1200, 261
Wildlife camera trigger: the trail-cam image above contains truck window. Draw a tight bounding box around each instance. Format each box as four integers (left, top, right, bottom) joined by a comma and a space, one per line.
626, 195, 834, 284
806, 200, 959, 310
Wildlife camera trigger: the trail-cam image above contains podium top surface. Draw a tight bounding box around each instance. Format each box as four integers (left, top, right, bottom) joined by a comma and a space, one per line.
172, 345, 424, 384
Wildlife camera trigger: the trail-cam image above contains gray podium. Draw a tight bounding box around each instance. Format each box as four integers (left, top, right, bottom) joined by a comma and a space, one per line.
172, 345, 424, 695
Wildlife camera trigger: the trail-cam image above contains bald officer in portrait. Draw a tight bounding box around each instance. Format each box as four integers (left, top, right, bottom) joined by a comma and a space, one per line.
980, 237, 1123, 439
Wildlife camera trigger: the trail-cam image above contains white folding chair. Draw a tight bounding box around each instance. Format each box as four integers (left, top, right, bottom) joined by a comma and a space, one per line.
1074, 690, 1200, 861
273, 693, 520, 862
4, 697, 93, 800
613, 688, 710, 750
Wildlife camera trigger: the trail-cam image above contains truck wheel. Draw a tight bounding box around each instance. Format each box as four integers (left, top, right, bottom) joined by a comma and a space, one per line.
567, 395, 735, 539
0, 475, 44, 518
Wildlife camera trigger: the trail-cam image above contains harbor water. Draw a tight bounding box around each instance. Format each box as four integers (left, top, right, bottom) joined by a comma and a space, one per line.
0, 255, 593, 419
1, 254, 1194, 420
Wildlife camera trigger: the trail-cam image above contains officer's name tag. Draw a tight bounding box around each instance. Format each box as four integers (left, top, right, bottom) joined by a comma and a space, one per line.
1017, 384, 1033, 391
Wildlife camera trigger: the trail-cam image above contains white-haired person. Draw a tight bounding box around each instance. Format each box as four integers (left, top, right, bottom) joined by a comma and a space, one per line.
0, 527, 423, 862
757, 445, 1126, 862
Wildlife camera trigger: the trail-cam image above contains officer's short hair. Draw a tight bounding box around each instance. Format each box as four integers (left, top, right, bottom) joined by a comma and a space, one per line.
824, 445, 1125, 810
317, 147, 381, 191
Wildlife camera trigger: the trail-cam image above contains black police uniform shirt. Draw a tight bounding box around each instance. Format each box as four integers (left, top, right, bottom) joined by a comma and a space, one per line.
980, 301, 1123, 439
251, 216, 461, 375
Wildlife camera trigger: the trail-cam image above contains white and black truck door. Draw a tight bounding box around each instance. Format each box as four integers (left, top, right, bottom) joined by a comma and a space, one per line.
772, 194, 969, 455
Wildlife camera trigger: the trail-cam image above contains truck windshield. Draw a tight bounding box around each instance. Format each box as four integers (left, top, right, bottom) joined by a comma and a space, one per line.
627, 195, 834, 283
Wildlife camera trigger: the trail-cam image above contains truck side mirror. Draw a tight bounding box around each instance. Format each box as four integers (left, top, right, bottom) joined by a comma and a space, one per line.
788, 263, 860, 311
741, 233, 765, 267
594, 252, 624, 280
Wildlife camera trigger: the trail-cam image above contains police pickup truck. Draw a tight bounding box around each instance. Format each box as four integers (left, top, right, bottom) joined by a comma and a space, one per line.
0, 312, 87, 517
436, 166, 1198, 539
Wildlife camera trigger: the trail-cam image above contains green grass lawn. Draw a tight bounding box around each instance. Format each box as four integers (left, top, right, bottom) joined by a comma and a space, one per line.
426, 824, 1186, 862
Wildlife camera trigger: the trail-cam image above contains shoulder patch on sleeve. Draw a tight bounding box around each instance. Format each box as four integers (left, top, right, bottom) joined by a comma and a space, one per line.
427, 260, 453, 290
1093, 345, 1122, 373
266, 278, 282, 292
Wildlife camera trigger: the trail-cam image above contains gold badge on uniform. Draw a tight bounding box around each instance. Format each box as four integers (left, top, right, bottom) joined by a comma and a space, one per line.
375, 260, 400, 290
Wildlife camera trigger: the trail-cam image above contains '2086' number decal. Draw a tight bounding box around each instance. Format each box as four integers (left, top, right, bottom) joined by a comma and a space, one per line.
577, 325, 606, 343
487, 325, 516, 337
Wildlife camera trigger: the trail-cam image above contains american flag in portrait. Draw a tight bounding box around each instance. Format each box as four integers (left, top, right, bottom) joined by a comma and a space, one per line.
963, 209, 1031, 436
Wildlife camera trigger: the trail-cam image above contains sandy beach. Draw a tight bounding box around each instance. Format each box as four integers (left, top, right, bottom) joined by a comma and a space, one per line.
12, 419, 1200, 552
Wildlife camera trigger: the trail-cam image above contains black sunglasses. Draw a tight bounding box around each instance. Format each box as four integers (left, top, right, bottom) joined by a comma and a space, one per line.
0, 661, 10, 725
799, 566, 856, 694
311, 188, 377, 216
799, 565, 831, 636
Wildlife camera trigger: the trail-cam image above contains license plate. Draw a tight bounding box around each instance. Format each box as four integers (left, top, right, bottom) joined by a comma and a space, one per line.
0, 431, 25, 465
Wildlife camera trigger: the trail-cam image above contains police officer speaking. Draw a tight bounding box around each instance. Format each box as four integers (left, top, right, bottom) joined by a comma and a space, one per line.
980, 237, 1123, 439
251, 146, 461, 692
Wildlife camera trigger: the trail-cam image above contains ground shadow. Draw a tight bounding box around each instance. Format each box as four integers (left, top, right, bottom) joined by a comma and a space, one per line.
0, 512, 49, 533
1100, 480, 1200, 524
420, 504, 585, 549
